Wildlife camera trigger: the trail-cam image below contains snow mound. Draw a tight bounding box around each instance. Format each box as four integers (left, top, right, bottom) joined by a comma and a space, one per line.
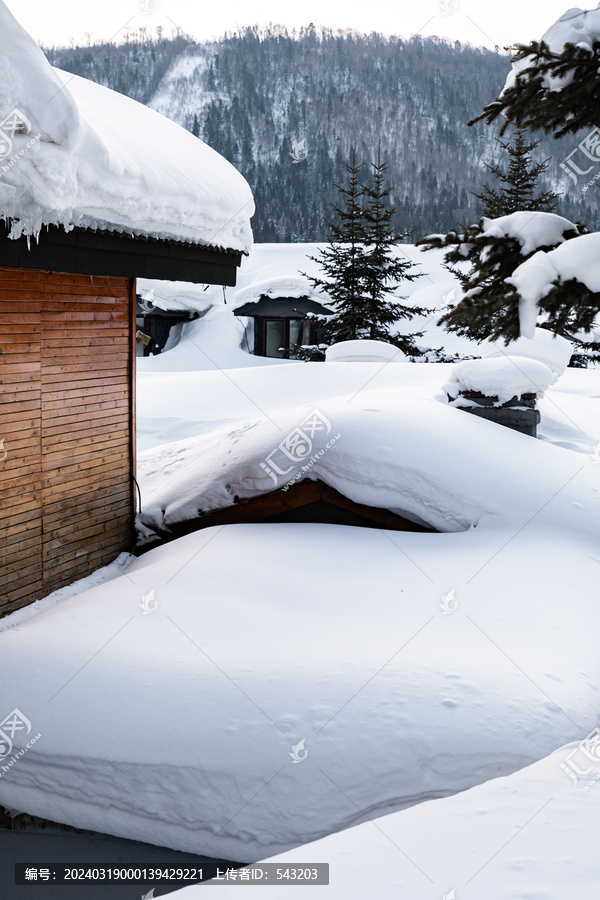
177, 743, 600, 898
482, 328, 573, 377
136, 305, 288, 373
0, 1, 253, 251
444, 357, 557, 403
232, 275, 328, 308
136, 384, 597, 540
0, 523, 599, 862
480, 212, 577, 256
325, 340, 406, 362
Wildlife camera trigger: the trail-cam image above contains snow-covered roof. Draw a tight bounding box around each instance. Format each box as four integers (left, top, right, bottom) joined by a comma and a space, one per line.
231, 275, 328, 309
137, 279, 214, 314
135, 371, 594, 542
0, 2, 253, 252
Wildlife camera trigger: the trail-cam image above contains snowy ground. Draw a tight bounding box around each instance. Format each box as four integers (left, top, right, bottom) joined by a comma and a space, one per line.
173, 745, 600, 899
2, 243, 600, 896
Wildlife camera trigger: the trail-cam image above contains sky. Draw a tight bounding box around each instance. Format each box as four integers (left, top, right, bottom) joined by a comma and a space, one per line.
4, 0, 594, 50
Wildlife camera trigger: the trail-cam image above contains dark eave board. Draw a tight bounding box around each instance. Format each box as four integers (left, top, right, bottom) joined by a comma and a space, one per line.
0, 222, 243, 285
234, 296, 333, 317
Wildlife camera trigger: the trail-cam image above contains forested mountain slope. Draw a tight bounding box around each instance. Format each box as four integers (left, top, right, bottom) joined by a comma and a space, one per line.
46, 27, 598, 241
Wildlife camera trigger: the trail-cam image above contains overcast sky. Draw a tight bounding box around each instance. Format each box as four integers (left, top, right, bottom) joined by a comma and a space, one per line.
4, 0, 591, 50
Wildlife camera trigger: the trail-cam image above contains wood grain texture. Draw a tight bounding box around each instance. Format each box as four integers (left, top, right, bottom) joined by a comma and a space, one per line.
0, 267, 134, 615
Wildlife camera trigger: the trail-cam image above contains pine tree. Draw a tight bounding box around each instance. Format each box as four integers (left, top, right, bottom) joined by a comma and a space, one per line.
466, 10, 600, 359
473, 128, 559, 217
302, 147, 372, 345
417, 216, 587, 343
360, 143, 424, 354
303, 146, 425, 352
470, 34, 600, 138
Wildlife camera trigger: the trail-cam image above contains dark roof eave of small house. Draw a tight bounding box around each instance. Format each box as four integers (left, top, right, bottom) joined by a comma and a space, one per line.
136, 479, 436, 552
234, 295, 333, 317
0, 221, 244, 285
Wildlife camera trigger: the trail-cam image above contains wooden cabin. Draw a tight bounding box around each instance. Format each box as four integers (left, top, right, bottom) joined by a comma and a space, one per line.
135, 296, 200, 357
137, 479, 435, 550
0, 224, 243, 616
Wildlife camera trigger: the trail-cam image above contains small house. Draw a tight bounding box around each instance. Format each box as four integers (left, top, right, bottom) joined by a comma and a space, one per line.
0, 3, 253, 616
138, 479, 434, 550
232, 276, 333, 358
136, 296, 200, 357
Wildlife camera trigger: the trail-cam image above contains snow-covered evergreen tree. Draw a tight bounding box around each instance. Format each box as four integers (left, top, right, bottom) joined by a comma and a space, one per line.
467, 7, 600, 360
361, 144, 424, 353
473, 128, 559, 217
303, 148, 371, 344
469, 19, 600, 138
418, 215, 587, 343
305, 146, 424, 352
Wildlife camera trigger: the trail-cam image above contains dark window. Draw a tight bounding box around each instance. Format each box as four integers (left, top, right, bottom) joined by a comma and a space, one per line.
256, 318, 305, 357
265, 320, 286, 358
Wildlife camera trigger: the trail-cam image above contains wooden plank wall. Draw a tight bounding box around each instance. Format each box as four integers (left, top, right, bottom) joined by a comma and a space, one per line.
0, 267, 135, 616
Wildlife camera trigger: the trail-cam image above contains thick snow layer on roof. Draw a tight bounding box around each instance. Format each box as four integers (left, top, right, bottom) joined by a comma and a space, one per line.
138, 279, 215, 314
444, 357, 557, 403
480, 212, 577, 256
136, 371, 595, 540
325, 339, 407, 362
0, 523, 598, 863
0, 1, 253, 251
174, 743, 600, 898
507, 232, 600, 338
482, 327, 573, 376
231, 275, 328, 308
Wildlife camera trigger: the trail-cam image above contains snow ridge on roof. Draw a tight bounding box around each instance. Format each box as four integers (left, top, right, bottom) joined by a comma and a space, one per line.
0, 1, 254, 252
231, 275, 328, 309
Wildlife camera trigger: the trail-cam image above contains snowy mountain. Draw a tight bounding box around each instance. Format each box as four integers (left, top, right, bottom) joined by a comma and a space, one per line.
44, 28, 600, 241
